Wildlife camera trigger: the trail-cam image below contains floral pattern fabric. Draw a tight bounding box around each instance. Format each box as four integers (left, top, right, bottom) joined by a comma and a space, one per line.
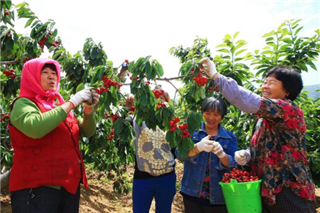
200, 156, 211, 200
250, 97, 315, 204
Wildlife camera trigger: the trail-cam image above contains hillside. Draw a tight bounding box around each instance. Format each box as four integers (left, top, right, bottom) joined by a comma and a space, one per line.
303, 84, 320, 99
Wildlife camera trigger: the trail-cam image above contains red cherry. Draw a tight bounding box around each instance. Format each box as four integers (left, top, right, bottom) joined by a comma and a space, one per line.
4, 10, 9, 16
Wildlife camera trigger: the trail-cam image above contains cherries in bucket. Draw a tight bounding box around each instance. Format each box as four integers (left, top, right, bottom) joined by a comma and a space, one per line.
221, 168, 259, 183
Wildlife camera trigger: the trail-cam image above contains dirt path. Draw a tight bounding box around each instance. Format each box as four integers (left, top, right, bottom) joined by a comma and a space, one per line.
1, 162, 319, 213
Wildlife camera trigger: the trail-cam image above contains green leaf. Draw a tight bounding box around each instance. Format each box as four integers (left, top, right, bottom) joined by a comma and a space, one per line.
76, 83, 85, 92
217, 49, 229, 54
262, 31, 275, 37
281, 38, 292, 44
114, 120, 124, 135
233, 32, 240, 39
223, 34, 232, 40
235, 49, 247, 56
25, 17, 35, 28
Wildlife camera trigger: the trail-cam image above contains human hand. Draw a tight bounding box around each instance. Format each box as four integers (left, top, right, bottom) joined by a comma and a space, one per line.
84, 89, 100, 108
196, 136, 214, 153
84, 89, 100, 114
199, 57, 217, 78
234, 149, 251, 166
69, 88, 92, 108
212, 141, 226, 158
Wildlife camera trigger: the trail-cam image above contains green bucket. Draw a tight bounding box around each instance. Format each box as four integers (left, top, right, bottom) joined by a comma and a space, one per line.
219, 179, 262, 213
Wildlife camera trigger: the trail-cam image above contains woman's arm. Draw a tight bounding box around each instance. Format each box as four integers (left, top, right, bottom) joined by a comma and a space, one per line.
200, 58, 261, 114
10, 98, 68, 139
79, 111, 96, 138
213, 74, 261, 114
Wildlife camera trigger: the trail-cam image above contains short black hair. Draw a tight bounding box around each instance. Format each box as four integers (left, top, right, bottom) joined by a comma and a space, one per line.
266, 65, 303, 101
201, 97, 227, 118
41, 63, 57, 71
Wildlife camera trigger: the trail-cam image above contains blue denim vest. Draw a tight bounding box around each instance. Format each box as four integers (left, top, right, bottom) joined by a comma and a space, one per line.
176, 122, 238, 204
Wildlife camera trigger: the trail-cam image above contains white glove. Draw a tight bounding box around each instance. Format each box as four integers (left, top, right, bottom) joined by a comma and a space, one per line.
234, 149, 251, 166
84, 89, 100, 108
196, 136, 214, 153
212, 141, 226, 158
199, 57, 217, 78
84, 89, 100, 114
69, 88, 92, 108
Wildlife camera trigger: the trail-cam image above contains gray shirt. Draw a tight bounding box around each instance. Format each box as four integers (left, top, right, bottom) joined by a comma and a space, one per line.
133, 120, 175, 176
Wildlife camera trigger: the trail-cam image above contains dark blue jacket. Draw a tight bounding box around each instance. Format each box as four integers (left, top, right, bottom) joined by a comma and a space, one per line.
176, 122, 238, 204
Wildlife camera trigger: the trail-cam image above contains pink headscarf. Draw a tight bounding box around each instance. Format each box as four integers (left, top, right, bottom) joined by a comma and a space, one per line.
19, 58, 66, 110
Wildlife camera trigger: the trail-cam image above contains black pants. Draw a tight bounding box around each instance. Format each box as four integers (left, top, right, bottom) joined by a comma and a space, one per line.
182, 193, 228, 213
11, 185, 80, 213
262, 187, 317, 213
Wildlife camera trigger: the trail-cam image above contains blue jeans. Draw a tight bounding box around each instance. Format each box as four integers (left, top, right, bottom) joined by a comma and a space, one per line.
132, 172, 176, 213
11, 185, 80, 213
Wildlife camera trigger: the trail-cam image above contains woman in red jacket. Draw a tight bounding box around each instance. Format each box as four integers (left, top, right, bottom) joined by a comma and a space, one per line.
9, 58, 100, 213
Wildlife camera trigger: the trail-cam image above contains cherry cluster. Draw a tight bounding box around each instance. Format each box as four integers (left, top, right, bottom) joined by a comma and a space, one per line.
51, 40, 61, 47
102, 75, 118, 88
37, 33, 60, 49
107, 129, 115, 140
129, 75, 139, 81
23, 56, 34, 64
0, 113, 9, 123
2, 69, 16, 79
105, 113, 119, 124
95, 75, 122, 95
38, 35, 48, 49
207, 87, 214, 93
129, 106, 135, 112
193, 73, 208, 86
95, 87, 108, 94
5, 32, 11, 39
221, 168, 260, 183
152, 89, 164, 99
169, 117, 180, 132
178, 123, 191, 139
156, 102, 166, 109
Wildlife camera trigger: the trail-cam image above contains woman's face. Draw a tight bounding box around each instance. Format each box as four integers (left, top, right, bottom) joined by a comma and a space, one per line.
40, 67, 57, 92
202, 110, 222, 130
261, 75, 288, 99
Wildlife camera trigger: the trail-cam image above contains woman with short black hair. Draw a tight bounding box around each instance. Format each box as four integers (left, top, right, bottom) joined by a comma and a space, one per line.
176, 97, 238, 213
200, 58, 316, 213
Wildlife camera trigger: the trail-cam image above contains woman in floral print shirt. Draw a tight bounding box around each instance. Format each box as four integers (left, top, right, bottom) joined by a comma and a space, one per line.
199, 58, 316, 213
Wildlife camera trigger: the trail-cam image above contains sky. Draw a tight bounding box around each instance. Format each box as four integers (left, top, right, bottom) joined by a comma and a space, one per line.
12, 0, 320, 98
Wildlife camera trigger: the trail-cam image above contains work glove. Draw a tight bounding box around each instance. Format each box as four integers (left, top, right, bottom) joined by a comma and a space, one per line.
212, 141, 226, 158
69, 88, 92, 108
199, 57, 217, 78
84, 89, 100, 108
196, 136, 214, 153
84, 89, 100, 114
234, 149, 251, 166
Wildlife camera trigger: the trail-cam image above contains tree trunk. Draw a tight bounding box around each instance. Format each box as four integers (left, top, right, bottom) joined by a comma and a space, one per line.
1, 170, 10, 194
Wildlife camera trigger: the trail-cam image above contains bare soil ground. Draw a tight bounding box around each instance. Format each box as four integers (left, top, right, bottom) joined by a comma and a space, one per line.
1, 162, 320, 213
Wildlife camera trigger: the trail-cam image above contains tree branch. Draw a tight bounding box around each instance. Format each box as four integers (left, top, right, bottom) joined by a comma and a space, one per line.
0, 60, 20, 65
